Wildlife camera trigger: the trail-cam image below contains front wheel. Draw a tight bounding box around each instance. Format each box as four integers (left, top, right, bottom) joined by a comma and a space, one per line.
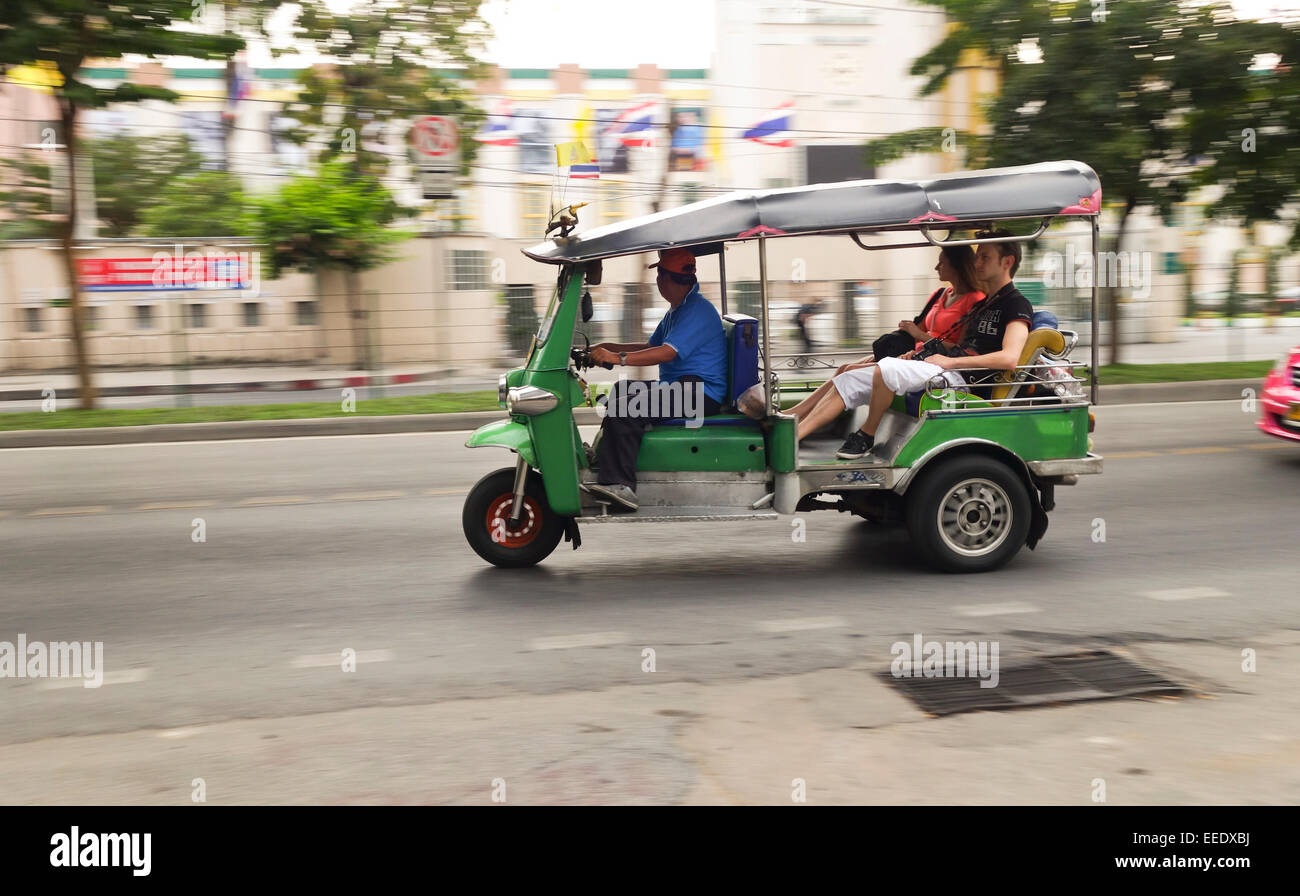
905, 455, 1031, 573
463, 466, 564, 568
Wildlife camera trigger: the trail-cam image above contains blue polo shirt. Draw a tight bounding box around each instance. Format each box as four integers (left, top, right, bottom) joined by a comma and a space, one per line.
648, 286, 728, 405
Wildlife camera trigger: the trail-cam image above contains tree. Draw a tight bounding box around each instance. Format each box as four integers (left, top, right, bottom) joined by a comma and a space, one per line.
254, 159, 412, 369
864, 0, 1300, 363
0, 1, 242, 408
89, 133, 204, 237
139, 170, 253, 238
282, 0, 487, 181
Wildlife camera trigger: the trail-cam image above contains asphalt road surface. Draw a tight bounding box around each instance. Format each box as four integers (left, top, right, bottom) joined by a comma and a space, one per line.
1, 400, 1296, 804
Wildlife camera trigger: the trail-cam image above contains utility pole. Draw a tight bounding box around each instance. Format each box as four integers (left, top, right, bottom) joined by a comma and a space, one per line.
629, 110, 677, 377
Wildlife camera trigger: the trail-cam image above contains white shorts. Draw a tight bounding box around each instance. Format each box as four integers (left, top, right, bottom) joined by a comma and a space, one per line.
831, 357, 966, 408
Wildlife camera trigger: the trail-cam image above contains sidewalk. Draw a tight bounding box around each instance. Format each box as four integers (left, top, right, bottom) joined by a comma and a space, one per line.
0, 363, 502, 402
2, 630, 1294, 804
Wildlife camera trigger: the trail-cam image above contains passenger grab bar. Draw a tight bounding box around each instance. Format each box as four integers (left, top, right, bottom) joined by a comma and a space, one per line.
849, 233, 935, 252
918, 217, 1051, 248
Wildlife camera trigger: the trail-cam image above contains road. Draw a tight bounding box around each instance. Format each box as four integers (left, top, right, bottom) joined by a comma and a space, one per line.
1, 401, 1297, 804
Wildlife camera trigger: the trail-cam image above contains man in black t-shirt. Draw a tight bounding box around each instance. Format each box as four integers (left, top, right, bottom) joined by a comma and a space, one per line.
800, 230, 1033, 458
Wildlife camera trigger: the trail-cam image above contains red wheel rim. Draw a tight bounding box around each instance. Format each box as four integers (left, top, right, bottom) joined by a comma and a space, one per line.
485, 493, 542, 548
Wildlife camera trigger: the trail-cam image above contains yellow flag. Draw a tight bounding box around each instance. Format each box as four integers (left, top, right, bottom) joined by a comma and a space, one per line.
555, 140, 594, 167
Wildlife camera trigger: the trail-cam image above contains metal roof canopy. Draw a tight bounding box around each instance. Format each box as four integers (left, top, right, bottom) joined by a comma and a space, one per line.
522, 160, 1102, 264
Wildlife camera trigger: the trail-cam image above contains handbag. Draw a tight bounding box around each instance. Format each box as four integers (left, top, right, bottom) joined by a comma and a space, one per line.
871, 288, 945, 359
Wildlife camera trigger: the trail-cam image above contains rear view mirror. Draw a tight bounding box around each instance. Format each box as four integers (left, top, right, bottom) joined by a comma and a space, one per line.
581, 290, 594, 323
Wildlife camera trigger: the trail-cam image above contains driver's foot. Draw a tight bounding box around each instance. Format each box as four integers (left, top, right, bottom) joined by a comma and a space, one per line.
587, 483, 638, 510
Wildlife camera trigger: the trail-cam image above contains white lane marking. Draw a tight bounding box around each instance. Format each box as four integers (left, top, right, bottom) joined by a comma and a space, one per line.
955, 602, 1042, 617
157, 727, 204, 739
41, 667, 151, 690
424, 488, 464, 496
1141, 586, 1229, 601
530, 632, 628, 650
291, 649, 395, 668
136, 500, 216, 511
238, 495, 309, 506
327, 490, 406, 501
28, 506, 110, 517
757, 616, 847, 633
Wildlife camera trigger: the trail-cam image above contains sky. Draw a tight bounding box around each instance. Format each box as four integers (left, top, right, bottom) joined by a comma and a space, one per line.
476, 0, 1300, 70
479, 0, 718, 69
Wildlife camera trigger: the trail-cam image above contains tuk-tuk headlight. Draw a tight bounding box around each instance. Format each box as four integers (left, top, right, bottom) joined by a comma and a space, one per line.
498, 374, 509, 406
506, 385, 558, 416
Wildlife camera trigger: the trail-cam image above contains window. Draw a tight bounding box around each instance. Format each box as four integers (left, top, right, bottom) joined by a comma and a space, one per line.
22, 307, 42, 332
519, 185, 549, 239
294, 301, 318, 326
441, 193, 475, 232
733, 281, 763, 320
448, 249, 490, 291
242, 302, 261, 327
135, 305, 154, 330
602, 194, 630, 225
186, 304, 207, 328
84, 306, 99, 331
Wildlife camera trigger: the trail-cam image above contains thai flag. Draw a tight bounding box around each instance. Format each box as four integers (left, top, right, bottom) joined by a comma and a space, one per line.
743, 102, 795, 147
569, 162, 600, 179
474, 99, 518, 146
223, 59, 252, 121
607, 100, 657, 147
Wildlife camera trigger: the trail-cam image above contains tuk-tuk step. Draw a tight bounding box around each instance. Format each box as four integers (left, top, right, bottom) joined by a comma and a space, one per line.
577, 505, 780, 524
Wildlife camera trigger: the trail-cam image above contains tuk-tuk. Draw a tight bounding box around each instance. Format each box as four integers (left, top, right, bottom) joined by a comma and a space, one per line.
463, 160, 1104, 572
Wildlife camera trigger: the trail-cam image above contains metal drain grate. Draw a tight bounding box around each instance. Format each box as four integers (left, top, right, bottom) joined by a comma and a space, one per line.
881, 649, 1188, 716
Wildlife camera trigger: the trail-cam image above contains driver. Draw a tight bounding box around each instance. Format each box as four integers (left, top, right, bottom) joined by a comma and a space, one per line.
586, 248, 727, 511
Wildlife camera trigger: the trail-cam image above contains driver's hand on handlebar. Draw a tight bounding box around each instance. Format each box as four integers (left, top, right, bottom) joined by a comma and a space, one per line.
589, 347, 619, 367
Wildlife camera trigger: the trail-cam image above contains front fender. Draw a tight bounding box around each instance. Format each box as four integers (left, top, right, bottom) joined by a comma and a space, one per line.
465, 418, 536, 468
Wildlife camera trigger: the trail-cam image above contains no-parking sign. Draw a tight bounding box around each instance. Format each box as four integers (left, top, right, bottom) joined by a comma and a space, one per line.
409, 116, 459, 199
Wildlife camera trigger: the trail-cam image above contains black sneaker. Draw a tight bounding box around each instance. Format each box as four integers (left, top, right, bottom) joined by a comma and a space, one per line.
835, 430, 874, 459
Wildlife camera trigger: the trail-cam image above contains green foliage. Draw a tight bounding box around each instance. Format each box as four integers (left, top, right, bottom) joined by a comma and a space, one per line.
253, 159, 413, 278
89, 133, 205, 236
866, 0, 1300, 233
0, 153, 60, 239
282, 0, 488, 180
0, 1, 243, 111
139, 170, 253, 238
0, 391, 501, 432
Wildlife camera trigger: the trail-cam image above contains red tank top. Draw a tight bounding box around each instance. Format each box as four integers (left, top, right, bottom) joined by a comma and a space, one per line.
917, 288, 985, 349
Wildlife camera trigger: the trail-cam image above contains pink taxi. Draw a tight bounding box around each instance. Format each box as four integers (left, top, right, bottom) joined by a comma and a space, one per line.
1258, 346, 1300, 443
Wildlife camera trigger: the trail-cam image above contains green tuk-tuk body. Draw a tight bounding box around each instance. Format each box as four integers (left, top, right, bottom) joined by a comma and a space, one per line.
463, 161, 1104, 572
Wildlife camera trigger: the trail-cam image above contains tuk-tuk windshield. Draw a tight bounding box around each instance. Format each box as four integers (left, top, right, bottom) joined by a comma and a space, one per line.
531, 269, 570, 355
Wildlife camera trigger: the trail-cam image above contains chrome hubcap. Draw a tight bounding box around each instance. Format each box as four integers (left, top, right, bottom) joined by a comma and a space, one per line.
936, 477, 1011, 557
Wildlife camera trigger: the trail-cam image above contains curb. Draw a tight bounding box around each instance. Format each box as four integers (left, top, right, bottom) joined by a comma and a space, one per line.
1093, 378, 1261, 405
0, 380, 1260, 449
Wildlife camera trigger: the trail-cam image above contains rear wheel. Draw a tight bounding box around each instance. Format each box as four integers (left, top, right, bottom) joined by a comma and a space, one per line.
905, 455, 1031, 573
463, 466, 564, 568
